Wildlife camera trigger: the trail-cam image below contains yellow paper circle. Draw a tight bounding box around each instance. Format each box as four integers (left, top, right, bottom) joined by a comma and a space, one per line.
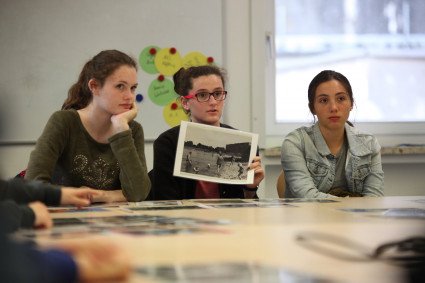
183, 51, 207, 68
163, 99, 189, 127
154, 48, 183, 76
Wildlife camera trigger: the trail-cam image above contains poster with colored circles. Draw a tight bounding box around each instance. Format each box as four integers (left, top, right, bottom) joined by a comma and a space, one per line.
138, 46, 216, 129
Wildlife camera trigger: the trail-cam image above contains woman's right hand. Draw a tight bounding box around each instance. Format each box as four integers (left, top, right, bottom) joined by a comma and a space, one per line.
60, 187, 102, 207
110, 102, 138, 135
47, 237, 132, 282
28, 201, 52, 229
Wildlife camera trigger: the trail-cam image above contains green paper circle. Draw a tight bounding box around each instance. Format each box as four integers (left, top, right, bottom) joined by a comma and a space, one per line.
139, 45, 160, 74
148, 77, 178, 106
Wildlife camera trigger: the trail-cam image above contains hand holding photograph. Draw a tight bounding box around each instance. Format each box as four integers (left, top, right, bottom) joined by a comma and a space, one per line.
173, 121, 258, 185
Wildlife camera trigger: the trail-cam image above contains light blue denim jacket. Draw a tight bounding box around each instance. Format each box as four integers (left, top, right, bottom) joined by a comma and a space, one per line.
281, 123, 384, 198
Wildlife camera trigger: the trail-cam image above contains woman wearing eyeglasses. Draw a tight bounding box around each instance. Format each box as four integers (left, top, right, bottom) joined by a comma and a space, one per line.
151, 65, 264, 200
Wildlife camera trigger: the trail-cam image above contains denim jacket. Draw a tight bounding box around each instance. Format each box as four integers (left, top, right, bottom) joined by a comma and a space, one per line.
281, 123, 384, 198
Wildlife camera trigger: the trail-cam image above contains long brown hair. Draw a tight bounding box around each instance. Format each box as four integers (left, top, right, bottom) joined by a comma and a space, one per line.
62, 50, 137, 110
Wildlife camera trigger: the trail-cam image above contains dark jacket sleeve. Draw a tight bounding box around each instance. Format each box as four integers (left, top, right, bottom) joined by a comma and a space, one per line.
0, 179, 61, 205
152, 126, 183, 200
0, 200, 35, 233
0, 216, 77, 283
109, 123, 151, 201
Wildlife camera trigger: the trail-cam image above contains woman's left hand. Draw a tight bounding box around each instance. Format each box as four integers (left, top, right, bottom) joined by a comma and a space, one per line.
90, 190, 127, 203
246, 156, 264, 189
60, 187, 102, 207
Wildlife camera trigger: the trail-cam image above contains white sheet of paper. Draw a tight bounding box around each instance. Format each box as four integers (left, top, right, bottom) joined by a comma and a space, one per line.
173, 121, 258, 185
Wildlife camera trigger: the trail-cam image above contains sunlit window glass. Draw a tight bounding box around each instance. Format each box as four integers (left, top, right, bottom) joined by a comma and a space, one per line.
275, 0, 425, 123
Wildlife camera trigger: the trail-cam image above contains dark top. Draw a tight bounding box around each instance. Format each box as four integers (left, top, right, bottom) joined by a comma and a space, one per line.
25, 109, 151, 202
151, 124, 257, 200
0, 179, 61, 232
0, 203, 77, 283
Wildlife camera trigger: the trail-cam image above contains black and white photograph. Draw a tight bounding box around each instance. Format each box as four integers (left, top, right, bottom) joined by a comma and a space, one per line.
173, 121, 258, 185
136, 262, 330, 282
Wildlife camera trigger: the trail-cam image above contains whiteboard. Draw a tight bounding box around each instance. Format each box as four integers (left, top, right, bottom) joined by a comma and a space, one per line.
0, 0, 222, 142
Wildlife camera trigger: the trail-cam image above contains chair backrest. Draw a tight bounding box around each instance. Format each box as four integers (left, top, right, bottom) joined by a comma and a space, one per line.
15, 169, 27, 179
276, 170, 286, 198
145, 169, 155, 200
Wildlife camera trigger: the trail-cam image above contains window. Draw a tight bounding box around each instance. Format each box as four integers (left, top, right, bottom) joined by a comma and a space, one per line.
255, 0, 425, 146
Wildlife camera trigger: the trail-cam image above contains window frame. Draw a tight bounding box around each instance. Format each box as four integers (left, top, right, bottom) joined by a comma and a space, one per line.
251, 0, 425, 148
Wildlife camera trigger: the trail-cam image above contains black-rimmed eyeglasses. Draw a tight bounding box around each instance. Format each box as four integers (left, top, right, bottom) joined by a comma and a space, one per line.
184, 90, 227, 102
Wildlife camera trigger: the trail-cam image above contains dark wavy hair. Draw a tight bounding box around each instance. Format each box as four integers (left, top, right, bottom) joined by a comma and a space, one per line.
62, 50, 137, 110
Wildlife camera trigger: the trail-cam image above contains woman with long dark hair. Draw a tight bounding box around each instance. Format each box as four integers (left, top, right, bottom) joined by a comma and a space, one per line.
26, 50, 150, 202
281, 70, 384, 198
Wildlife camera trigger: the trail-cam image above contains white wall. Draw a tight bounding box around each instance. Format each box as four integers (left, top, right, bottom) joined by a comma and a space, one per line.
0, 0, 424, 197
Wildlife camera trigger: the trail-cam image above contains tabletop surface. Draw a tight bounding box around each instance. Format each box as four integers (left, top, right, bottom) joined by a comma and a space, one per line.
21, 196, 425, 283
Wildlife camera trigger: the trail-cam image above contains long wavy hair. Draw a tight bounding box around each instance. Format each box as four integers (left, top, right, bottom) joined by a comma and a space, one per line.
62, 50, 137, 110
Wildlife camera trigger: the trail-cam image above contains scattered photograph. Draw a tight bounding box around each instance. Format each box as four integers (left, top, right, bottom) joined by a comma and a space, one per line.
18, 214, 232, 239
17, 225, 93, 239
136, 262, 331, 282
49, 207, 107, 213
340, 207, 425, 219
53, 218, 86, 226
174, 121, 258, 185
254, 199, 292, 203
256, 202, 295, 208
107, 225, 228, 236
382, 208, 425, 219
123, 205, 205, 211
206, 203, 259, 209
192, 199, 249, 204
192, 199, 296, 208
128, 200, 183, 207
280, 199, 339, 203
340, 208, 390, 213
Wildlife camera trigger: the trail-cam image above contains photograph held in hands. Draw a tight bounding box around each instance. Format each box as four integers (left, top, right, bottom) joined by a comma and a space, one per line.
173, 121, 258, 185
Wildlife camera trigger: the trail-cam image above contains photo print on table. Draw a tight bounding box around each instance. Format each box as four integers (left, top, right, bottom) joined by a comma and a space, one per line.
174, 121, 258, 185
